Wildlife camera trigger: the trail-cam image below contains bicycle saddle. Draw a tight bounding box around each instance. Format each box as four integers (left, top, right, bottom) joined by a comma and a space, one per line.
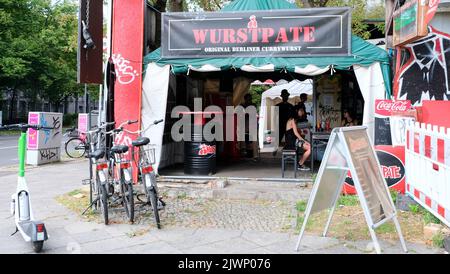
132, 137, 150, 147
90, 149, 105, 160
111, 145, 129, 154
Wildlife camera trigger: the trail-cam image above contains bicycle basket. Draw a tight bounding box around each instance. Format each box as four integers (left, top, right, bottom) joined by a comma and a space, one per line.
138, 145, 156, 166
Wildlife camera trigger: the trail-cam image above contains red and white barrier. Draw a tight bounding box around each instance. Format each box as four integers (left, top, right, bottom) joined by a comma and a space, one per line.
405, 122, 450, 227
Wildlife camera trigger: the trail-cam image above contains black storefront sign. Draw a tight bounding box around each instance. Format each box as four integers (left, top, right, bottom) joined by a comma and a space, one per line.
161, 8, 352, 58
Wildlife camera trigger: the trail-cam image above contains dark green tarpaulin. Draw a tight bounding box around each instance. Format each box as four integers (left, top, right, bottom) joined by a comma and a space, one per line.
144, 0, 391, 97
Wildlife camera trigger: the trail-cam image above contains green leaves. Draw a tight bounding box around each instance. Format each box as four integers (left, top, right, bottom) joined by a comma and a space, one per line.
0, 0, 82, 104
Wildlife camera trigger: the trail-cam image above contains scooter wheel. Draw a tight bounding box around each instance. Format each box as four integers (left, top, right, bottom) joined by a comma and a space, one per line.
32, 241, 44, 253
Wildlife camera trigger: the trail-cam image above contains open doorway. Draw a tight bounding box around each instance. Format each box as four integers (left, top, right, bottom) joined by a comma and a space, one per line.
157, 68, 364, 179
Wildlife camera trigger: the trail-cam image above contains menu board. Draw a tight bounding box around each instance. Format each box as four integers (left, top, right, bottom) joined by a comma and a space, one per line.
342, 129, 395, 223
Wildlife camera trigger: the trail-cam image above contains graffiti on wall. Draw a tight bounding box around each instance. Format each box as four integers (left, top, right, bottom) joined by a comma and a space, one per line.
395, 26, 450, 105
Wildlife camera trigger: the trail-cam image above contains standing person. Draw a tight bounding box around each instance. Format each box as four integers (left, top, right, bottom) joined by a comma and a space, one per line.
276, 89, 293, 145
284, 108, 311, 171
295, 105, 308, 123
295, 93, 308, 112
295, 93, 309, 123
341, 109, 357, 126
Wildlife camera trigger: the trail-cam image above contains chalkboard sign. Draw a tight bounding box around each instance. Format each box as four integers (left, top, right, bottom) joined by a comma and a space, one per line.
374, 117, 392, 145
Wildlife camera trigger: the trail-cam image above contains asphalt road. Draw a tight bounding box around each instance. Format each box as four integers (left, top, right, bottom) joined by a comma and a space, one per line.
0, 135, 68, 167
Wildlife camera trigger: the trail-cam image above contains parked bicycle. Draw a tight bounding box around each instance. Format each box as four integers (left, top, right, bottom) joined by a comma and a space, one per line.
128, 119, 165, 229
82, 122, 115, 225
64, 126, 91, 158
103, 120, 138, 223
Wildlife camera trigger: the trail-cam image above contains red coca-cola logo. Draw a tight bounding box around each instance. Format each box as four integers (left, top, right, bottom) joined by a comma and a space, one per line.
375, 100, 411, 117
198, 144, 216, 156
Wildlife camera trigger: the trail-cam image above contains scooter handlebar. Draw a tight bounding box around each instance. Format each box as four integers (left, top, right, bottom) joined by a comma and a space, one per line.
0, 124, 54, 131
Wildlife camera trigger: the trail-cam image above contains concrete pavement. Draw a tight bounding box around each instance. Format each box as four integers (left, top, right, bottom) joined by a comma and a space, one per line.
0, 160, 444, 254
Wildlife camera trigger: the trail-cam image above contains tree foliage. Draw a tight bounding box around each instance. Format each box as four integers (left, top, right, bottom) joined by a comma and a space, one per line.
148, 0, 385, 40
0, 0, 83, 110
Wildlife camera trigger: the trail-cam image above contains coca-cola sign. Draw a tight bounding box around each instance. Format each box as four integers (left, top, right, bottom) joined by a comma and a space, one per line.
375, 100, 411, 117
198, 144, 216, 156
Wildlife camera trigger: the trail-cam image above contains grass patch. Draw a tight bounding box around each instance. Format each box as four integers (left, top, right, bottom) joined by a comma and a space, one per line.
409, 203, 441, 225
432, 232, 445, 248
390, 190, 399, 204
338, 195, 359, 206
55, 188, 97, 221
423, 211, 441, 225
376, 223, 396, 234
0, 130, 21, 136
296, 200, 307, 212
294, 193, 435, 246
409, 204, 420, 213
68, 189, 82, 196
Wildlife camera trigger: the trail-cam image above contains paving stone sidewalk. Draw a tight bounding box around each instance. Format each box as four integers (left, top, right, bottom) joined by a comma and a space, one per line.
0, 160, 444, 254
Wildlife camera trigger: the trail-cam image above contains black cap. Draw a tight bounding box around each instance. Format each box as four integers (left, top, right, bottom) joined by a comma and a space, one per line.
281, 89, 290, 97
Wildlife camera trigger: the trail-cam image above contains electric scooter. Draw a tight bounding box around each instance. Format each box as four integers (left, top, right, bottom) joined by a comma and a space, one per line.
1, 123, 52, 252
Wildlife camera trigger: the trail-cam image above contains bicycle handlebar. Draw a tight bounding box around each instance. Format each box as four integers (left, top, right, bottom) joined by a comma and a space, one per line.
123, 119, 164, 135
103, 119, 139, 135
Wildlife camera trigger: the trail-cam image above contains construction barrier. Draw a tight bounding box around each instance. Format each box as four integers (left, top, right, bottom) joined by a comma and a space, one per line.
405, 122, 450, 227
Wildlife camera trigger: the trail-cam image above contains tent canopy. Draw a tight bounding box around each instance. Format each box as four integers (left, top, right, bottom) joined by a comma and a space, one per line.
261, 79, 313, 100
143, 0, 392, 96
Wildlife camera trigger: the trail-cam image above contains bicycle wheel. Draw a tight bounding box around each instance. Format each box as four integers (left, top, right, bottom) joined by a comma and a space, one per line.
65, 137, 86, 158
148, 188, 161, 229
121, 177, 134, 223
98, 182, 108, 225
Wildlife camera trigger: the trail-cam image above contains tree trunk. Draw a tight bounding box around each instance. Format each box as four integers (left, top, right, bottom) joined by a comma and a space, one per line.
152, 0, 168, 51
8, 88, 16, 123
74, 94, 79, 114
169, 0, 184, 12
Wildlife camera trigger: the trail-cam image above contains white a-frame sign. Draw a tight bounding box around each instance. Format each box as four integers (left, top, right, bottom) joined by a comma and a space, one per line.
295, 126, 407, 254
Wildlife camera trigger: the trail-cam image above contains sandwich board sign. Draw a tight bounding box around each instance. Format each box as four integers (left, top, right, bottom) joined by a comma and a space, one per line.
295, 126, 407, 254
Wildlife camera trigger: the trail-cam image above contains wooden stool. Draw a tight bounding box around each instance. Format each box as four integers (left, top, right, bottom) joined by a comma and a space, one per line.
282, 149, 298, 178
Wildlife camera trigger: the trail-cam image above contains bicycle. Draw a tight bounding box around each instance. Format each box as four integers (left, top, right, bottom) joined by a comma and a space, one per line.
81, 122, 115, 225
1, 123, 53, 252
128, 119, 165, 229
103, 120, 138, 223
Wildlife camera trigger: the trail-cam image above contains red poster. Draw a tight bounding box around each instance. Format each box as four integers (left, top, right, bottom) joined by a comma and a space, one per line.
111, 1, 144, 150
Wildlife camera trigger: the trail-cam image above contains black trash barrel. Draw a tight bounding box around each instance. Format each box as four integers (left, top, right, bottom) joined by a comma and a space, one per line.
184, 125, 216, 175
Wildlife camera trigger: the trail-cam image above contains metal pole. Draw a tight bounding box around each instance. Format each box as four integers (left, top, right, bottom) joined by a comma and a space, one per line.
85, 84, 93, 206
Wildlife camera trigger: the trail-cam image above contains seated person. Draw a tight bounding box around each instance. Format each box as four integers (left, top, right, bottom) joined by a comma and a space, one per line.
284, 108, 311, 171
341, 109, 357, 127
